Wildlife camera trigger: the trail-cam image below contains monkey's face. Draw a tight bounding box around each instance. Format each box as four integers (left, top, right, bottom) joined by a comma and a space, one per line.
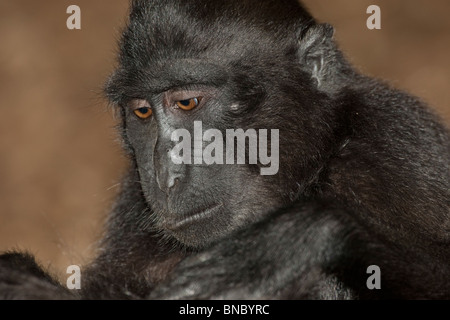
118, 65, 295, 247
106, 0, 329, 247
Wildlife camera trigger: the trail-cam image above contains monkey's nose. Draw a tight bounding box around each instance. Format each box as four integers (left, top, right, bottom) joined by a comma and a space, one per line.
164, 175, 180, 192
155, 167, 182, 194
154, 149, 184, 194
153, 133, 185, 194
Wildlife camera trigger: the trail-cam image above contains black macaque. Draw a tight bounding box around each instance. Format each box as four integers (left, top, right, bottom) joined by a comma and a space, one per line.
1, 0, 449, 299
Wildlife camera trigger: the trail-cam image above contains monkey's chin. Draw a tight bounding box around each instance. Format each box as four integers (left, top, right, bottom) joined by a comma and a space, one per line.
162, 203, 233, 248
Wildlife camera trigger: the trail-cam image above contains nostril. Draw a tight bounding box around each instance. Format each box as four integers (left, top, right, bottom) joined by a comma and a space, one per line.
168, 177, 180, 190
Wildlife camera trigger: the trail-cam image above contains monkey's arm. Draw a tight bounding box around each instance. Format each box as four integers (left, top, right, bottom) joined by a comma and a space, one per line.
148, 204, 361, 300
148, 202, 449, 300
0, 252, 74, 299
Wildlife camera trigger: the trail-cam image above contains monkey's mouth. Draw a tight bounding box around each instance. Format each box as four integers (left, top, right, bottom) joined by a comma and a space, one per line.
166, 202, 223, 231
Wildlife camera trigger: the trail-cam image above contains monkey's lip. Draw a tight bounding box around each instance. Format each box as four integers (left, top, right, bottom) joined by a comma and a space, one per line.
166, 203, 222, 230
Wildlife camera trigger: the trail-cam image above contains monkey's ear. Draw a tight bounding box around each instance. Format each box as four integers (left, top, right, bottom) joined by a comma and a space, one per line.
297, 23, 335, 88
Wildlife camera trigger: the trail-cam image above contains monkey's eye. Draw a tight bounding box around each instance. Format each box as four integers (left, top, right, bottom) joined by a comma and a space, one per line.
176, 97, 202, 111
134, 107, 152, 119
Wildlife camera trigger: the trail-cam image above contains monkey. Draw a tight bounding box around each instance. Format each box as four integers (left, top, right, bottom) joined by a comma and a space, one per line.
0, 0, 449, 299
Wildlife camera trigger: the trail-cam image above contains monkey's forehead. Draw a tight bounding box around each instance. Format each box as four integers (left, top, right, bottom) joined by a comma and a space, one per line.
118, 0, 314, 68
105, 59, 229, 102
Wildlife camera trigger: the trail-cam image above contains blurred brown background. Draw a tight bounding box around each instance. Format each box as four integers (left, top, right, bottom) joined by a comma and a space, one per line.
0, 0, 449, 279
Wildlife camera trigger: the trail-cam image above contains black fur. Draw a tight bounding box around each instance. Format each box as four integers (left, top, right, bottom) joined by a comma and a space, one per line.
1, 0, 449, 299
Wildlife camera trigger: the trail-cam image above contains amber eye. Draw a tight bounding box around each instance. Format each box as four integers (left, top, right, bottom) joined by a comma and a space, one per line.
134, 107, 152, 119
176, 97, 202, 111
